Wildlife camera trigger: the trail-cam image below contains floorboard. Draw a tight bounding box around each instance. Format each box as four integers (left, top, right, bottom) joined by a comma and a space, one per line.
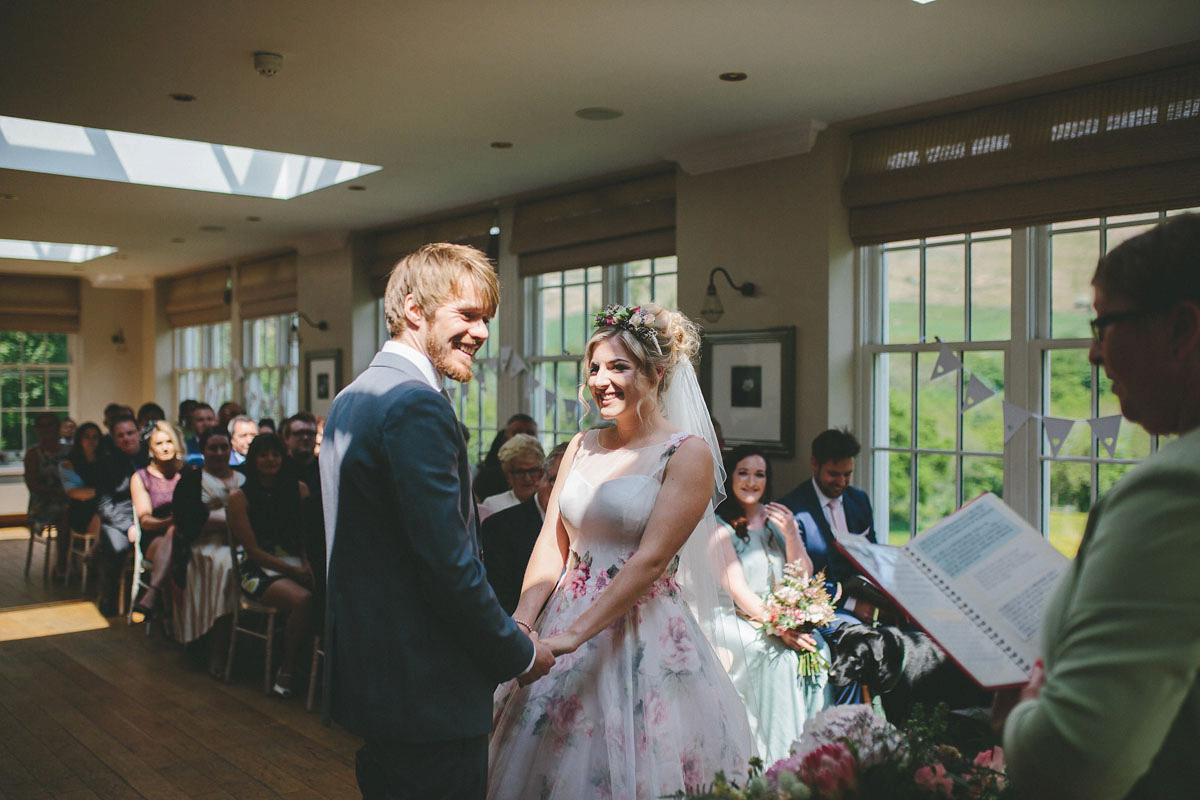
0, 530, 359, 800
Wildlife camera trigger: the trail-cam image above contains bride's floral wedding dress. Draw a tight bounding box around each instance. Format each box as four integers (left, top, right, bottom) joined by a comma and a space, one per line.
488, 429, 753, 800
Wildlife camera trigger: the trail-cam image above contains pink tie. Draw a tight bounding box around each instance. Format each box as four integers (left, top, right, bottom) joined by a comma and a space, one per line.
828, 498, 847, 535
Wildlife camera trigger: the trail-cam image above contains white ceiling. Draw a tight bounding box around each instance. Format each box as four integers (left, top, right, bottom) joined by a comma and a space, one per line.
1, 0, 1197, 286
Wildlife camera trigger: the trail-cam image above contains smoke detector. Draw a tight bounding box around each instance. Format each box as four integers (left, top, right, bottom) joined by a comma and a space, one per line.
253, 51, 283, 77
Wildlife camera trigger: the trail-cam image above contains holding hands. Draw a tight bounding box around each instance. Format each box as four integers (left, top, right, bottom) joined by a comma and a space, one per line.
518, 629, 557, 686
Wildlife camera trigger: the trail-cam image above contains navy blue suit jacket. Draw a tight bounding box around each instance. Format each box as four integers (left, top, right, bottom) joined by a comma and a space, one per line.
319, 350, 533, 741
778, 479, 876, 599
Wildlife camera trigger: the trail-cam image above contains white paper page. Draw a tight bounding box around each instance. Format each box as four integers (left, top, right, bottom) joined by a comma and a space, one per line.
836, 532, 1030, 687
907, 494, 1068, 672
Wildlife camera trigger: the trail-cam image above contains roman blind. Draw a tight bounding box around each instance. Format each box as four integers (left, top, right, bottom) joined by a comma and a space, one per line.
0, 274, 81, 332
364, 210, 496, 297
164, 265, 230, 328
237, 251, 297, 320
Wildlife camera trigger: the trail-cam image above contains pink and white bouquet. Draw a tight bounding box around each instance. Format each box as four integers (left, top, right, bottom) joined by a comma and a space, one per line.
760, 564, 839, 676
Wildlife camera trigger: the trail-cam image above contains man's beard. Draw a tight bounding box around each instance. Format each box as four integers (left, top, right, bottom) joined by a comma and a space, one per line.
428, 331, 475, 383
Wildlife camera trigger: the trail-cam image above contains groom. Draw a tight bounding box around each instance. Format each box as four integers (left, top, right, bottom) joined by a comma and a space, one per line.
320, 243, 555, 799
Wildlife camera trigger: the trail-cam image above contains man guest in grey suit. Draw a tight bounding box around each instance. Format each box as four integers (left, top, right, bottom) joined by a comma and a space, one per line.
320, 243, 555, 799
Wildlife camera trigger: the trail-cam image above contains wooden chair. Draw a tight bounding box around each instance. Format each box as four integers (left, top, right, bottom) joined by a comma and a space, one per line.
224, 534, 281, 695
64, 529, 98, 593
24, 522, 58, 581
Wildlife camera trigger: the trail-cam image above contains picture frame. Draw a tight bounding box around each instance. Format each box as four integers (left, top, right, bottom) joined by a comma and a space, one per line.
699, 326, 796, 457
305, 349, 342, 418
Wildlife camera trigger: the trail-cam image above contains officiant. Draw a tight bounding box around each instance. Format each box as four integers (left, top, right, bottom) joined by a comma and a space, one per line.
1001, 213, 1200, 800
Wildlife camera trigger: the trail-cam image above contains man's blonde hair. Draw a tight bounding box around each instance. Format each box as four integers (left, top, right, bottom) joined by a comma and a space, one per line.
383, 243, 500, 338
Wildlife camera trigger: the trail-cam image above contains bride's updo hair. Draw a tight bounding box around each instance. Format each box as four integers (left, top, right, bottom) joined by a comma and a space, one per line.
585, 304, 700, 399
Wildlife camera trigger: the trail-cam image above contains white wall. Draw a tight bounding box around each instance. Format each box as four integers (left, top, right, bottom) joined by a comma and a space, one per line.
675, 128, 855, 492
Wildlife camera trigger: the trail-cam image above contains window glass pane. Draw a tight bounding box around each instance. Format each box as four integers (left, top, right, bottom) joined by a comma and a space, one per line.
0, 371, 19, 406
653, 274, 677, 310
925, 243, 965, 342
887, 452, 912, 543
1045, 349, 1092, 457
917, 351, 955, 450
1050, 230, 1098, 338
961, 351, 1004, 453
963, 455, 1004, 502
915, 453, 957, 533
47, 370, 69, 407
0, 331, 23, 363
1097, 462, 1136, 497
23, 372, 46, 407
45, 333, 69, 364
626, 258, 652, 277
1, 410, 21, 451
1051, 218, 1099, 231
1105, 211, 1159, 225
1047, 460, 1090, 557
883, 247, 919, 344
1106, 222, 1156, 252
625, 276, 652, 307
882, 353, 911, 449
563, 284, 587, 354
970, 238, 1010, 341
540, 287, 562, 355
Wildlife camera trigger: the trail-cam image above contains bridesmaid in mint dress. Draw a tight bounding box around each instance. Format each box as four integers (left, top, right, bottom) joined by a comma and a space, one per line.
712, 445, 832, 763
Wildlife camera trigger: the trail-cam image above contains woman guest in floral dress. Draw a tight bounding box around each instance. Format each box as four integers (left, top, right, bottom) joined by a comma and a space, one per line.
712, 445, 832, 763
488, 305, 752, 800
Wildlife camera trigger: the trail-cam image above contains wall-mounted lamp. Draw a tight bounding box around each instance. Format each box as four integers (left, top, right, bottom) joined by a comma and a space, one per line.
700, 267, 756, 323
294, 312, 329, 332
110, 328, 126, 346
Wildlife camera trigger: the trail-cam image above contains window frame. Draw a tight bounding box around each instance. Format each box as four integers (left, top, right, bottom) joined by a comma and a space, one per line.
0, 330, 75, 458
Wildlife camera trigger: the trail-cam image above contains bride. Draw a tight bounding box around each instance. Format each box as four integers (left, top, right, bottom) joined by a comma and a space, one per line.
488, 304, 753, 799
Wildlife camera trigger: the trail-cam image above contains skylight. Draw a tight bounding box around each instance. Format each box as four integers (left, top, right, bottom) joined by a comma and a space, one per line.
0, 115, 381, 199
0, 238, 117, 263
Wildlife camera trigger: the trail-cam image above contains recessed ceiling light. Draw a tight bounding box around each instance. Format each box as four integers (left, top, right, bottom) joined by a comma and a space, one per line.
0, 238, 117, 263
490, 141, 514, 149
0, 193, 16, 200
0, 114, 381, 198
169, 93, 196, 102
575, 107, 623, 121
198, 225, 226, 232
719, 72, 748, 82
912, 0, 936, 4
348, 185, 366, 191
171, 237, 185, 243
245, 216, 261, 222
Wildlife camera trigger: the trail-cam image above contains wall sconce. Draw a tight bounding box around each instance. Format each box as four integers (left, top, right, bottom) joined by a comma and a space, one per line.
700, 267, 756, 323
110, 328, 126, 346
295, 311, 328, 331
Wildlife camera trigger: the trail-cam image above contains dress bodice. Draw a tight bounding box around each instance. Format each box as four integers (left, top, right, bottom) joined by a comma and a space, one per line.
557, 428, 689, 563
727, 519, 787, 595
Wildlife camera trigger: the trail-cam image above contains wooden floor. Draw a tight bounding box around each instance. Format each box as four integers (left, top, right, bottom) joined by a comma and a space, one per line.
0, 529, 360, 800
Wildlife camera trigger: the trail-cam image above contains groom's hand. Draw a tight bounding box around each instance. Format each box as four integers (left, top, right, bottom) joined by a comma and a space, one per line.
518, 632, 555, 686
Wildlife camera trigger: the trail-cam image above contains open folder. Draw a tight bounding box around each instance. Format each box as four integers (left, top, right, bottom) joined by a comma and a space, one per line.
833, 493, 1070, 690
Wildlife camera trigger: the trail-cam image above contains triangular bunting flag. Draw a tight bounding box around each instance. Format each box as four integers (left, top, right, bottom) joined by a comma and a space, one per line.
562, 397, 580, 419
961, 374, 996, 411
930, 343, 963, 381
506, 352, 528, 377
1002, 402, 1033, 443
498, 346, 514, 373
1042, 417, 1075, 457
542, 390, 557, 415
1088, 415, 1122, 458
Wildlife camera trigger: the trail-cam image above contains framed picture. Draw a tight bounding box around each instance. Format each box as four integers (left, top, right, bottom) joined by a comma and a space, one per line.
305, 349, 342, 418
699, 326, 796, 457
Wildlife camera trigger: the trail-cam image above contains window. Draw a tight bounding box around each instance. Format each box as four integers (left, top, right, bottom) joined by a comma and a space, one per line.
173, 321, 232, 414
861, 209, 1195, 555
243, 313, 299, 423
525, 256, 677, 448
0, 330, 71, 457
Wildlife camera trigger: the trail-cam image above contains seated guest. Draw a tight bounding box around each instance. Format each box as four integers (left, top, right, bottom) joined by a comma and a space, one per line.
172, 427, 243, 677
59, 417, 76, 445
59, 423, 104, 562
281, 411, 325, 613
93, 414, 143, 615
258, 417, 276, 434
98, 403, 136, 458
227, 432, 314, 697
217, 401, 244, 432
477, 433, 544, 523
24, 411, 70, 575
129, 421, 184, 618
228, 414, 258, 467
712, 445, 831, 762
473, 413, 537, 502
177, 399, 198, 437
1001, 213, 1200, 799
136, 402, 165, 430
481, 442, 566, 614
184, 402, 217, 456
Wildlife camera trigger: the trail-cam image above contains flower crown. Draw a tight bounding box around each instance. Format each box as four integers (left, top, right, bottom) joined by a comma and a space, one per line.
593, 304, 662, 352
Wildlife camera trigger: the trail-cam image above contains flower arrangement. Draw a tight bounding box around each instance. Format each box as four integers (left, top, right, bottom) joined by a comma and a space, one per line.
671, 705, 1010, 800
594, 303, 659, 345
759, 564, 839, 676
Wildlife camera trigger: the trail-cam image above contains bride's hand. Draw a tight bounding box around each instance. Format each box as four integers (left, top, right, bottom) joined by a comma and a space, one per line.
541, 631, 582, 656
777, 629, 817, 653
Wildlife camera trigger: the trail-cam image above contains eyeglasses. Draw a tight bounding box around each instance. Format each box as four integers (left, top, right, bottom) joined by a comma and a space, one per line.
1089, 308, 1159, 343
505, 466, 544, 479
